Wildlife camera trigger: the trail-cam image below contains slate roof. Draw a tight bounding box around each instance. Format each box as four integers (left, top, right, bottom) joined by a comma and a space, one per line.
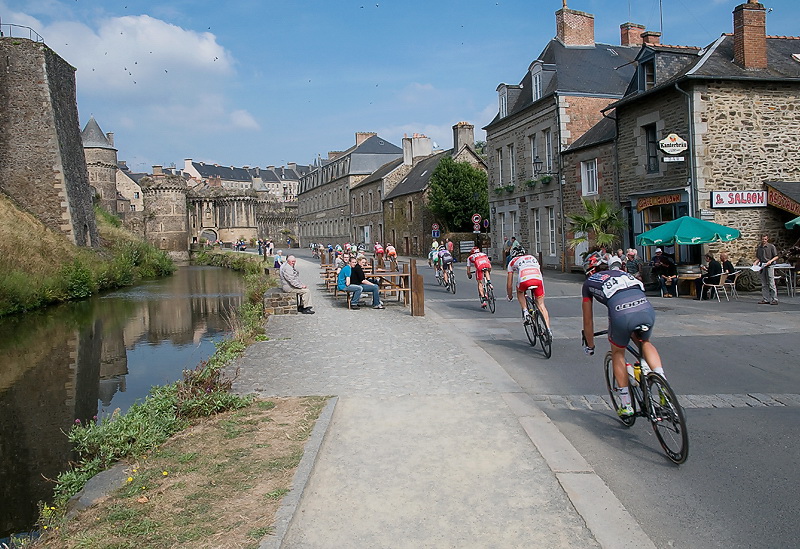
191, 162, 252, 182
612, 35, 800, 108
485, 40, 640, 130
81, 116, 116, 150
351, 157, 404, 190
384, 150, 450, 200
564, 116, 616, 153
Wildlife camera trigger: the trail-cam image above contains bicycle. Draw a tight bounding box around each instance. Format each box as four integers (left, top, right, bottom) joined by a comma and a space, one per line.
481, 271, 495, 313
445, 264, 456, 294
434, 265, 444, 286
523, 291, 551, 358
585, 328, 689, 464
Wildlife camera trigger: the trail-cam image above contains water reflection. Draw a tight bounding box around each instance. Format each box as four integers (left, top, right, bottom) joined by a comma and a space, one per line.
0, 266, 244, 538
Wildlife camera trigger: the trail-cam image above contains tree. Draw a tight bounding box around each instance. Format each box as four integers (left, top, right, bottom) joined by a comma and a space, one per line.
428, 157, 488, 232
567, 198, 626, 252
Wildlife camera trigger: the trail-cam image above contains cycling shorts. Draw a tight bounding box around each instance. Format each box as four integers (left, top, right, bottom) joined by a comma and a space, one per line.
608, 304, 655, 348
476, 267, 491, 281
519, 278, 544, 298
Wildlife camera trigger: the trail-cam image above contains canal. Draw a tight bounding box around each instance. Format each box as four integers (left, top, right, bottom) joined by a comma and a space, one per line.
0, 266, 245, 539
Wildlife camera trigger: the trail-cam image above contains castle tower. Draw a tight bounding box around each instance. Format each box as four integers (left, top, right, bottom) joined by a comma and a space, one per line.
81, 117, 119, 214
0, 37, 98, 246
139, 171, 190, 260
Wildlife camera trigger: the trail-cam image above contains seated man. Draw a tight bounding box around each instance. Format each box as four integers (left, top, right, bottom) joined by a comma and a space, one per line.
720, 252, 736, 280
653, 255, 678, 297
279, 255, 314, 314
624, 248, 645, 280
352, 257, 384, 309
695, 252, 723, 299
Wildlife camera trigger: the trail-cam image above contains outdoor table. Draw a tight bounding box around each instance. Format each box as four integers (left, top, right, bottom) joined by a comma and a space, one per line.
374, 271, 412, 305
773, 264, 796, 297
677, 273, 701, 297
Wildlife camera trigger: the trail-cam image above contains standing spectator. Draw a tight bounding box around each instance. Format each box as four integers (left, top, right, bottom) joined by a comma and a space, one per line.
446, 238, 454, 260
625, 249, 644, 280
273, 250, 285, 269
695, 252, 723, 299
279, 255, 314, 314
754, 234, 779, 304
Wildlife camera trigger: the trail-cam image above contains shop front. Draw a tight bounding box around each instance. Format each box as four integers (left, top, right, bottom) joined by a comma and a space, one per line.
628, 188, 699, 265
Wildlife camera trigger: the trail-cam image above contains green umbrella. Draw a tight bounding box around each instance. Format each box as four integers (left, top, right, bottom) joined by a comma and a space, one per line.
635, 216, 741, 246
785, 216, 800, 229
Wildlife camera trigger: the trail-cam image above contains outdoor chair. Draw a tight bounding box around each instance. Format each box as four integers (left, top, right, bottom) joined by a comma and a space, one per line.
700, 273, 728, 302
723, 270, 743, 300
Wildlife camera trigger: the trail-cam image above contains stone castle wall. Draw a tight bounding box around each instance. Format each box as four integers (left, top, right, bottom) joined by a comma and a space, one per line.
0, 38, 98, 246
85, 146, 118, 213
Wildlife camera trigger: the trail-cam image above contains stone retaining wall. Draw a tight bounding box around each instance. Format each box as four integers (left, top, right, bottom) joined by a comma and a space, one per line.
263, 289, 299, 316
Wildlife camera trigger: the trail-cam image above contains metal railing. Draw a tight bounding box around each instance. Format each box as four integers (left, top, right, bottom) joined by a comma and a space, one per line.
0, 21, 44, 43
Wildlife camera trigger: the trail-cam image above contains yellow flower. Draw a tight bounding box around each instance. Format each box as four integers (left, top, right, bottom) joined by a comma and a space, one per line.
162, 471, 168, 476
127, 477, 133, 483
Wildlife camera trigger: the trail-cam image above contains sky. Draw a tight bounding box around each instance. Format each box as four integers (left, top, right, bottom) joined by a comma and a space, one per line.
2, 0, 798, 173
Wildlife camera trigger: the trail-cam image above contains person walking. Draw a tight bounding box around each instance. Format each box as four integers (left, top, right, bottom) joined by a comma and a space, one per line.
754, 234, 780, 305
279, 255, 315, 314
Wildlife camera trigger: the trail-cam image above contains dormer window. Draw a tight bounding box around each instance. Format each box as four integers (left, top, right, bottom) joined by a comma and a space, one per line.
497, 84, 509, 117
640, 59, 655, 91
530, 63, 543, 101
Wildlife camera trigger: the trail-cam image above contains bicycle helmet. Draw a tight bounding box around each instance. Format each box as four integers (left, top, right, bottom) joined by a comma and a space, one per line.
583, 252, 607, 276
471, 247, 481, 254
509, 246, 526, 258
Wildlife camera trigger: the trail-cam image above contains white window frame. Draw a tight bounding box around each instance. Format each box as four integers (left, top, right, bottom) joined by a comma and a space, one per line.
544, 129, 553, 173
496, 148, 504, 185
529, 135, 537, 177
547, 206, 556, 256
581, 159, 598, 196
533, 209, 541, 255
533, 72, 543, 101
499, 91, 508, 117
507, 143, 515, 183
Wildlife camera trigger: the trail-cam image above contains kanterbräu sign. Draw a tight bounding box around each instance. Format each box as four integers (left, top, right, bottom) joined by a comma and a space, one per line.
710, 190, 767, 208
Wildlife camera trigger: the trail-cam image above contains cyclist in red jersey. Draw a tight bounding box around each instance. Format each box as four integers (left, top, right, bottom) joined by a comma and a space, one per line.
506, 246, 551, 333
466, 247, 493, 308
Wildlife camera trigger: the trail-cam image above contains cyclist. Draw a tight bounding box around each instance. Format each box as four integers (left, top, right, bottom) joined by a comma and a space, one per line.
438, 245, 454, 286
506, 247, 551, 335
466, 247, 493, 308
374, 241, 384, 262
385, 243, 397, 265
581, 253, 666, 417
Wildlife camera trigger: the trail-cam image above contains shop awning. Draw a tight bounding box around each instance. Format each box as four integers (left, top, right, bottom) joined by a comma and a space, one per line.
765, 182, 800, 216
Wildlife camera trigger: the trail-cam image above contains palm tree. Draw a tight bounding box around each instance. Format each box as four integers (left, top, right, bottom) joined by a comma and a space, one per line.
568, 198, 626, 252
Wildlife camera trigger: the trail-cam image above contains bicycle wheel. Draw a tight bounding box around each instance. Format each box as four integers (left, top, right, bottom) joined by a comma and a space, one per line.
486, 285, 495, 313
436, 270, 443, 286
450, 272, 457, 294
604, 352, 636, 426
645, 373, 689, 464
523, 296, 537, 346
534, 311, 551, 359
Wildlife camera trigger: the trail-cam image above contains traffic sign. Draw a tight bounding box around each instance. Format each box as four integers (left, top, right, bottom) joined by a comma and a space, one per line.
432, 223, 440, 231
472, 213, 482, 224
473, 222, 481, 231
432, 230, 440, 238
483, 219, 489, 228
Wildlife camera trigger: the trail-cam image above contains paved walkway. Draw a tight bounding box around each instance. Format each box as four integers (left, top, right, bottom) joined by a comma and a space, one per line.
233, 256, 657, 549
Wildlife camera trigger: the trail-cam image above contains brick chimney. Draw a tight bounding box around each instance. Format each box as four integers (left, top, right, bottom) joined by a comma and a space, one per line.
452, 121, 475, 153
555, 5, 594, 47
641, 31, 661, 45
402, 134, 433, 166
733, 0, 767, 70
355, 131, 377, 146
620, 22, 645, 46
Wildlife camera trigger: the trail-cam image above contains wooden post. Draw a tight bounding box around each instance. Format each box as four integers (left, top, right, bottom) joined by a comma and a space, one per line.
410, 259, 424, 316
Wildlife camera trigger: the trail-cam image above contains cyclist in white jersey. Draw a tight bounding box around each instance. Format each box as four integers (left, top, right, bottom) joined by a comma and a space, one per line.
506, 247, 551, 333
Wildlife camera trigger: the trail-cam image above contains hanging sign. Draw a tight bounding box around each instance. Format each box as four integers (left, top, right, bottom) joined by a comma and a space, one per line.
659, 133, 688, 154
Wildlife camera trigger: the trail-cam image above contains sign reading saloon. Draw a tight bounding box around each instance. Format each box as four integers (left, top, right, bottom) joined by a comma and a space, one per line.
710, 191, 767, 208
636, 193, 682, 212
659, 133, 688, 155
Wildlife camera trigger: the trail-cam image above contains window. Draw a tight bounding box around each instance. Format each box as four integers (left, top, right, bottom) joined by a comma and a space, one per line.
533, 209, 541, 254
581, 159, 598, 196
510, 210, 517, 239
641, 60, 655, 90
130, 204, 136, 211
133, 192, 140, 199
407, 199, 413, 222
533, 72, 543, 101
499, 90, 508, 117
544, 129, 553, 173
496, 148, 504, 185
507, 144, 515, 183
645, 124, 659, 173
547, 206, 556, 256
529, 135, 537, 176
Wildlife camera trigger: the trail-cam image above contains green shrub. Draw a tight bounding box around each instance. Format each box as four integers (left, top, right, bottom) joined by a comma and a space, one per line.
62, 259, 96, 300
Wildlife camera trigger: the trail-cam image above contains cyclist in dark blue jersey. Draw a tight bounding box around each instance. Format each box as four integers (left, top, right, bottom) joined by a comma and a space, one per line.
581, 254, 666, 417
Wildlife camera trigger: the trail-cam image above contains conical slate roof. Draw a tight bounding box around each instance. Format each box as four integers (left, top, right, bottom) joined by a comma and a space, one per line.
81, 116, 116, 150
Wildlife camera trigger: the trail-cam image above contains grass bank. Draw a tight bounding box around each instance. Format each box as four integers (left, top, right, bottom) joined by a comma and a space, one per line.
0, 195, 175, 317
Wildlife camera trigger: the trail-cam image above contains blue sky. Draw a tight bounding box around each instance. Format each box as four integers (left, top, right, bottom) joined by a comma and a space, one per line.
2, 0, 798, 172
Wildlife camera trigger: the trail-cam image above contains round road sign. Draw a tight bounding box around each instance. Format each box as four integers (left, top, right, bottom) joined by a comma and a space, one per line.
472, 213, 482, 224
473, 222, 481, 231
432, 223, 440, 231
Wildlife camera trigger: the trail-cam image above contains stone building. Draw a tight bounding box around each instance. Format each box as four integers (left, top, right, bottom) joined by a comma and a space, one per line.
483, 3, 645, 268
140, 171, 190, 260
297, 132, 403, 245
251, 164, 310, 202
610, 0, 800, 263
115, 161, 146, 214
384, 123, 487, 256
187, 184, 259, 244
0, 36, 98, 247
81, 116, 118, 213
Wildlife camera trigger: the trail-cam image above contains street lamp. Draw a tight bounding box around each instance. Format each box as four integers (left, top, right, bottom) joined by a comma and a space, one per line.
533, 156, 544, 175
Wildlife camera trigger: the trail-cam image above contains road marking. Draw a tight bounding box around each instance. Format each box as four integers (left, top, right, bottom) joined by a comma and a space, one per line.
533, 393, 800, 410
